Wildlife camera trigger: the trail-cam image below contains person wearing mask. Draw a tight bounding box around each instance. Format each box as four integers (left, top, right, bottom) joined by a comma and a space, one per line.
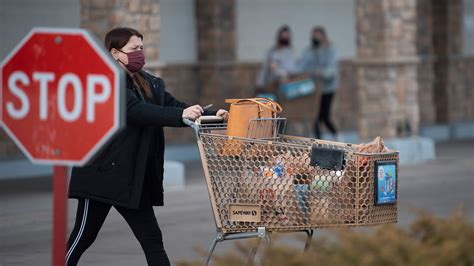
298, 26, 339, 140
66, 27, 228, 266
256, 25, 298, 91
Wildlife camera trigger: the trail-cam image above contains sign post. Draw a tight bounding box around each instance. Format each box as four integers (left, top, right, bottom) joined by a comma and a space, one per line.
53, 165, 68, 265
1, 28, 124, 265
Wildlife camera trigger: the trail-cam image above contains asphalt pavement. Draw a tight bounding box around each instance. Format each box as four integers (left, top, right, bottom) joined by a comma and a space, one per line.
0, 140, 473, 266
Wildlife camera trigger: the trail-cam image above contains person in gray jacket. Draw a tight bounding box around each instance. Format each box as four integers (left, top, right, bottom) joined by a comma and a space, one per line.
298, 26, 339, 139
257, 25, 298, 89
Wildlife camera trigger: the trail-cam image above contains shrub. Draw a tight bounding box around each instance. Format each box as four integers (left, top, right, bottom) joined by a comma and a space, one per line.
177, 208, 473, 266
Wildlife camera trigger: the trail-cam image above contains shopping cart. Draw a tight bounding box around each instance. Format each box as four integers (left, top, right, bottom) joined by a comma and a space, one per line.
184, 116, 399, 265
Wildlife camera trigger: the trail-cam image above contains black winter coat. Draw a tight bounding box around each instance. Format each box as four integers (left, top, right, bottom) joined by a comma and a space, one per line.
69, 71, 204, 209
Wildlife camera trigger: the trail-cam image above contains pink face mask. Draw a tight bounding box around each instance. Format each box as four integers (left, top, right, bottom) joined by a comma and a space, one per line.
119, 50, 145, 73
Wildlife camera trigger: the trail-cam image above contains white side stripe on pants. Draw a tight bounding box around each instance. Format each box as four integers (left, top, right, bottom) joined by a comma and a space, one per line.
66, 199, 89, 263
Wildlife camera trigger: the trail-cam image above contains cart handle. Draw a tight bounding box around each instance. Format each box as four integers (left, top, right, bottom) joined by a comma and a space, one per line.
183, 116, 225, 126
183, 116, 225, 137
183, 117, 196, 127
183, 117, 200, 138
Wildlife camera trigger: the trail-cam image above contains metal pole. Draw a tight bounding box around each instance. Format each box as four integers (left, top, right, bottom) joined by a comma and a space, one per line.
204, 236, 220, 266
304, 229, 314, 252
52, 165, 68, 266
247, 237, 262, 266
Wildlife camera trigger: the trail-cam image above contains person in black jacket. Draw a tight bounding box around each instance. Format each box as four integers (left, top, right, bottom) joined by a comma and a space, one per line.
66, 27, 228, 266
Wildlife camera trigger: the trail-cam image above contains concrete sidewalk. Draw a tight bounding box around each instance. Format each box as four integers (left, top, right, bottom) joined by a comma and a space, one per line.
0, 143, 202, 190
1, 121, 473, 182
1, 124, 472, 196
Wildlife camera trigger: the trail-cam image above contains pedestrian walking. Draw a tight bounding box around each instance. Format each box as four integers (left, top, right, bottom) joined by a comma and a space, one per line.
66, 27, 228, 266
297, 26, 339, 140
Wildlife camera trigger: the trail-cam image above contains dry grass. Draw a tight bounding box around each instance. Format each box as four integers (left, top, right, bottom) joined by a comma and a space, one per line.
177, 208, 473, 266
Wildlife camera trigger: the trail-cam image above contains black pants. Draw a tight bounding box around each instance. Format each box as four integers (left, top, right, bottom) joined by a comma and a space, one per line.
66, 198, 170, 266
314, 93, 337, 139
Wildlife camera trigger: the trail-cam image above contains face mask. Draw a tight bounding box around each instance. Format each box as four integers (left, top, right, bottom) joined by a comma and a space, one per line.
278, 38, 290, 46
312, 38, 321, 48
118, 50, 145, 73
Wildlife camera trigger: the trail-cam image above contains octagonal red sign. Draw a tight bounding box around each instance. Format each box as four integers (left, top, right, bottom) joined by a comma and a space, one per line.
1, 28, 124, 166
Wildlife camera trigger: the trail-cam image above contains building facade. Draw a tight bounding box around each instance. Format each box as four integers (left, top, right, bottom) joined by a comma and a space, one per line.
0, 0, 473, 158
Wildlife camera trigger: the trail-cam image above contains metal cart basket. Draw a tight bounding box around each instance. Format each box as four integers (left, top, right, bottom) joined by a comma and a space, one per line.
184, 117, 399, 265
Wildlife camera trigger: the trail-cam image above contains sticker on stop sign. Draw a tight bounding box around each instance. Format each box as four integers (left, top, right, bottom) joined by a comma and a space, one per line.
0, 28, 124, 166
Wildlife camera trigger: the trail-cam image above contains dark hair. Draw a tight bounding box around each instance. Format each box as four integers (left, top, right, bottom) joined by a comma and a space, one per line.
276, 25, 291, 47
105, 27, 143, 51
312, 26, 329, 44
105, 27, 152, 98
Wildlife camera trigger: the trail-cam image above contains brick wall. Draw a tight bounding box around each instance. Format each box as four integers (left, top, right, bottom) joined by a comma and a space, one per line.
417, 58, 436, 124
158, 61, 260, 143
448, 57, 474, 122
356, 61, 420, 139
357, 0, 417, 58
414, 0, 435, 125
157, 60, 359, 142
80, 0, 160, 62
416, 0, 434, 56
1, 55, 470, 152
433, 0, 463, 123
158, 54, 474, 143
356, 0, 420, 139
195, 0, 236, 62
0, 130, 21, 159
1, 0, 473, 158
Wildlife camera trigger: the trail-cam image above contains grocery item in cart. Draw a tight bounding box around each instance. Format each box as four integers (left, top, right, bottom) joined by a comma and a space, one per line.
225, 98, 282, 138
355, 136, 390, 165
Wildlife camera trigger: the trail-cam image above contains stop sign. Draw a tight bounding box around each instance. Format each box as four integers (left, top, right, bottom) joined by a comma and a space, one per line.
1, 28, 124, 166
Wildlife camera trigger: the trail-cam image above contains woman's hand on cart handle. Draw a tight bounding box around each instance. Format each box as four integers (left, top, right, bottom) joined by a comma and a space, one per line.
182, 105, 203, 121
216, 109, 229, 121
